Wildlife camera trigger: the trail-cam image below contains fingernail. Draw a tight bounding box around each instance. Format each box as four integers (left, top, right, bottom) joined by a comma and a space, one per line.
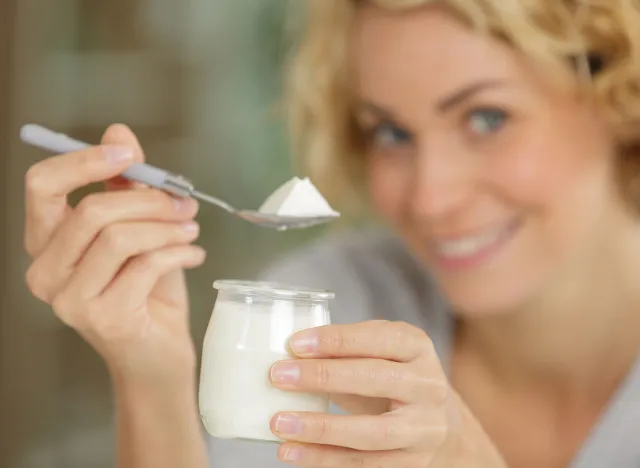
270, 362, 300, 383
103, 145, 134, 164
181, 221, 199, 234
281, 446, 304, 462
290, 329, 319, 355
275, 414, 303, 435
174, 197, 195, 212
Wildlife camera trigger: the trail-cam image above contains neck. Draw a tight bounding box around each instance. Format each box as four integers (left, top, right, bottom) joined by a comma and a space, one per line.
458, 214, 640, 397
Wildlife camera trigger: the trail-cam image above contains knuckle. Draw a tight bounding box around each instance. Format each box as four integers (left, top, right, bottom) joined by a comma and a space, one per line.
307, 444, 367, 467
374, 321, 416, 355
76, 193, 105, 226
135, 190, 173, 216
25, 262, 65, 305
385, 322, 406, 348
25, 164, 47, 195
100, 224, 132, 255
376, 363, 409, 389
51, 292, 77, 327
79, 148, 100, 171
320, 329, 352, 355
419, 331, 436, 353
25, 264, 49, 302
350, 454, 367, 468
130, 252, 161, 276
344, 454, 366, 468
308, 416, 330, 443
305, 445, 333, 467
392, 320, 419, 338
377, 420, 402, 446
394, 321, 434, 354
151, 190, 175, 213
330, 447, 367, 468
312, 361, 332, 387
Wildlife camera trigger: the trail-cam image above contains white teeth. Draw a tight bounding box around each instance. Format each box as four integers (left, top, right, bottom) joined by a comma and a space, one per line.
434, 226, 508, 258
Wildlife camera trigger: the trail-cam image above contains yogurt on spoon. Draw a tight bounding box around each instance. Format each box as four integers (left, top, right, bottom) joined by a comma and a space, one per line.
259, 177, 339, 218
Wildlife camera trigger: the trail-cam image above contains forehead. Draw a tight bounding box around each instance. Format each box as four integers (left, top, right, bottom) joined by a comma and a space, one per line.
350, 5, 538, 101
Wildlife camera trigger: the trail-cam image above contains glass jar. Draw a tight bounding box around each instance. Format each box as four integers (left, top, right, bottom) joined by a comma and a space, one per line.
199, 280, 333, 442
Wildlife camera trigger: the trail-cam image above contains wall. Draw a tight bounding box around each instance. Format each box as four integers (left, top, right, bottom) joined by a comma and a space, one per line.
0, 2, 324, 466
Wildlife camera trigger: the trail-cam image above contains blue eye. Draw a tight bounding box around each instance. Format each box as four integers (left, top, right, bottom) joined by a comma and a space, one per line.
371, 123, 413, 147
467, 108, 507, 135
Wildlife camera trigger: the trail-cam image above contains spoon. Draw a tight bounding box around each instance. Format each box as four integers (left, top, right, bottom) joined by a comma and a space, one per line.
20, 124, 339, 231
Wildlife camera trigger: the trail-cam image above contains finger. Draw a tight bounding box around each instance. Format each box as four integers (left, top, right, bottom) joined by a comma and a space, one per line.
271, 412, 420, 451
99, 244, 206, 313
24, 145, 136, 257
277, 443, 410, 467
53, 245, 205, 331
270, 358, 446, 404
28, 189, 198, 298
289, 321, 433, 362
78, 221, 200, 298
101, 123, 146, 191
27, 220, 200, 303
330, 394, 390, 415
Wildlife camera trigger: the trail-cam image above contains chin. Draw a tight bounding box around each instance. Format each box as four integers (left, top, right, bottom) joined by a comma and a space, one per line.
436, 277, 539, 317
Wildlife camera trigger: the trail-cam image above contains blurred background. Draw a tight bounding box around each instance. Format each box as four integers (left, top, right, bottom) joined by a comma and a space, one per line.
0, 1, 332, 466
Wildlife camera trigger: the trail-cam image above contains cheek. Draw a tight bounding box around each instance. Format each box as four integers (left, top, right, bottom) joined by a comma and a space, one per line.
368, 158, 411, 221
488, 133, 611, 210
488, 131, 616, 272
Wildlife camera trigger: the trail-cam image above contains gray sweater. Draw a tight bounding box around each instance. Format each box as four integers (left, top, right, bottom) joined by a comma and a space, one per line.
207, 229, 640, 467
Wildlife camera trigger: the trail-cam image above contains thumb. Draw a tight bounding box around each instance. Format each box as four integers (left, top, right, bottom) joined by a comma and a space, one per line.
100, 123, 147, 191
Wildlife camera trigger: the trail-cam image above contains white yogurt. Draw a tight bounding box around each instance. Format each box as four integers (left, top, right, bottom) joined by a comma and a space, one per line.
259, 177, 339, 217
199, 283, 332, 442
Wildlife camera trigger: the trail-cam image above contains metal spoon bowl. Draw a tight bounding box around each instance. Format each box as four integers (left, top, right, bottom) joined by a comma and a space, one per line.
191, 188, 338, 230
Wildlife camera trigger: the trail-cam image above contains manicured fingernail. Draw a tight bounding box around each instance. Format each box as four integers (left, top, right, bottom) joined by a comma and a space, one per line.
281, 446, 304, 462
270, 362, 300, 383
103, 145, 134, 164
275, 414, 303, 435
290, 329, 319, 355
174, 197, 195, 212
181, 221, 199, 234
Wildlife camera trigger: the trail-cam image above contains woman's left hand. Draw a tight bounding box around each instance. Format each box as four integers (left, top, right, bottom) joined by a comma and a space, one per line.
269, 320, 506, 467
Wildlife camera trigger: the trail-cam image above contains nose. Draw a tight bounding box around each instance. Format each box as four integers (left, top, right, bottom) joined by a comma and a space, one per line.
409, 147, 473, 221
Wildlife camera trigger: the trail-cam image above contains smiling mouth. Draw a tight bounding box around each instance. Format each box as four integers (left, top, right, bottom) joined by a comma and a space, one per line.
430, 220, 521, 270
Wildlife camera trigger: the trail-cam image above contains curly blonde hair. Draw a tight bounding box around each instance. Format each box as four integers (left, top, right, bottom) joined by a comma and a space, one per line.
285, 0, 640, 214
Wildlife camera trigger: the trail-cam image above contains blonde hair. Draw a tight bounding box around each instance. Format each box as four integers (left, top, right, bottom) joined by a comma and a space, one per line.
285, 0, 640, 213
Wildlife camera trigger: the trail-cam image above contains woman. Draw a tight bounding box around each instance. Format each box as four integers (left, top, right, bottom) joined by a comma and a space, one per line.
23, 0, 640, 467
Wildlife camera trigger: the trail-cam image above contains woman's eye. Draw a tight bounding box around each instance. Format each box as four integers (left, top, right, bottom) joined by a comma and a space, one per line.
370, 123, 413, 148
467, 108, 508, 135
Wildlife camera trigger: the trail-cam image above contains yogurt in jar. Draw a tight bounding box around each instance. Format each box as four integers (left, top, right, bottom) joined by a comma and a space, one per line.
199, 281, 332, 442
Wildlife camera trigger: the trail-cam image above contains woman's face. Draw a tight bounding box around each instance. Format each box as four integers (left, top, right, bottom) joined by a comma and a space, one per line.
353, 5, 621, 315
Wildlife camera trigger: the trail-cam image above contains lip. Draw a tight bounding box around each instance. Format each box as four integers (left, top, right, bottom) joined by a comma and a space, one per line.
429, 219, 522, 271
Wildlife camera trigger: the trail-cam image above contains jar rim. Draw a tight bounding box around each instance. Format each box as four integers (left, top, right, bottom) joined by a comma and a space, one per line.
213, 280, 335, 300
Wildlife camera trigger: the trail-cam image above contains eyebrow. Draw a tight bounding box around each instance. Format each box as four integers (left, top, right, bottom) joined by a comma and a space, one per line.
437, 80, 507, 112
356, 79, 507, 119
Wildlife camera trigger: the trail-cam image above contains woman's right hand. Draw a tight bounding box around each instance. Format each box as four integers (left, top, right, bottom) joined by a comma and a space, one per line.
24, 124, 206, 388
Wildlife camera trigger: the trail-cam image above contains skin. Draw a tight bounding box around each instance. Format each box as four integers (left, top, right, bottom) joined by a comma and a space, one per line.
24, 125, 208, 468
22, 4, 640, 468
